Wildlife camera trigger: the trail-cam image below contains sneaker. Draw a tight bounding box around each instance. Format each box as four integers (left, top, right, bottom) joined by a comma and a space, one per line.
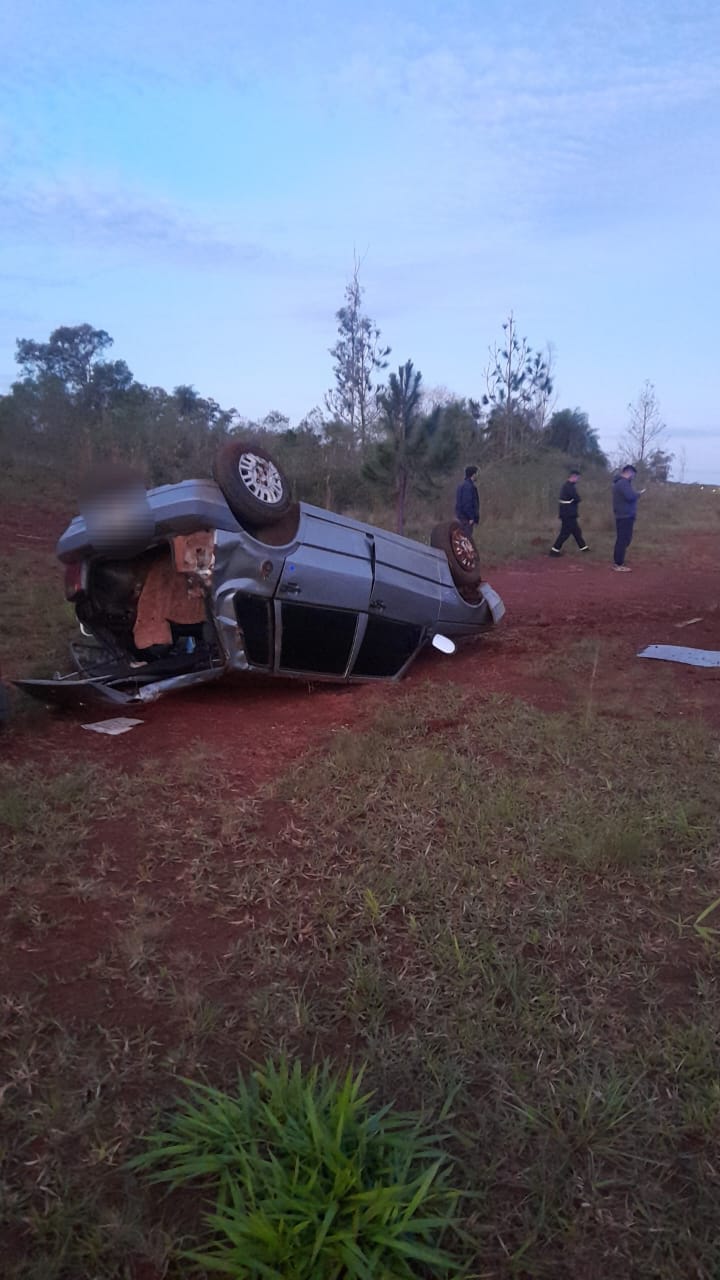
612, 564, 631, 572
580, 545, 590, 552
549, 547, 563, 556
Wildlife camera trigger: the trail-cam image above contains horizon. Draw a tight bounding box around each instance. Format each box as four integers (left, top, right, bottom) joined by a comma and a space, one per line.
2, 0, 719, 484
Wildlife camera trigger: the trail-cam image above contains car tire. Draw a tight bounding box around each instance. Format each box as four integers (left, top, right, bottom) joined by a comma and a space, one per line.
430, 521, 483, 588
213, 442, 291, 528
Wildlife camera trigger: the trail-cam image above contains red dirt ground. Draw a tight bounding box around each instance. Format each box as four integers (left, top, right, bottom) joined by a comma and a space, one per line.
3, 520, 720, 774
2, 507, 719, 1279
4, 513, 720, 996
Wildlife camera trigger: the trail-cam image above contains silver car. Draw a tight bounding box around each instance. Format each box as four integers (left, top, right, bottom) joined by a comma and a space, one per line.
17, 443, 504, 709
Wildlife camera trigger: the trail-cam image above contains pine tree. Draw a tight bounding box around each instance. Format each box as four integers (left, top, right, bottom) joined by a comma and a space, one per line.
364, 361, 458, 534
325, 260, 390, 449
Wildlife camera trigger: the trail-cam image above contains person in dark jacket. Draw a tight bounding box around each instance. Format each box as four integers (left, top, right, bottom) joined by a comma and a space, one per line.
455, 465, 480, 537
612, 465, 645, 571
549, 468, 589, 556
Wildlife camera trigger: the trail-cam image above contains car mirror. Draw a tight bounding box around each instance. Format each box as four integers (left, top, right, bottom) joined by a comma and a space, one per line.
431, 634, 456, 655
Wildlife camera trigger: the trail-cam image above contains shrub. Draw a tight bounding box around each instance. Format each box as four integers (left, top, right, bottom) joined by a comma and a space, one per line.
130, 1057, 466, 1277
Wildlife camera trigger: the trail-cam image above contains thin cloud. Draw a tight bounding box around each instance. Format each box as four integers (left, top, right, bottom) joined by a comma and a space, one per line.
329, 15, 720, 204
0, 177, 278, 269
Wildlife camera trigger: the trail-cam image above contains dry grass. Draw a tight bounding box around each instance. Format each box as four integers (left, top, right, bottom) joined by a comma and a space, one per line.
353, 456, 720, 565
1, 689, 719, 1278
0, 550, 75, 679
1, 454, 720, 1276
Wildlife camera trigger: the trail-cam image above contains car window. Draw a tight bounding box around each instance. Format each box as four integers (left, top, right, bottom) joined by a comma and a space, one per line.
352, 616, 423, 678
278, 603, 359, 675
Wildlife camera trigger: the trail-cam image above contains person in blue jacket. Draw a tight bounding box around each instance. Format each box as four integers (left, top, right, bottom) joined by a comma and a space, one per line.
455, 465, 480, 537
612, 465, 645, 571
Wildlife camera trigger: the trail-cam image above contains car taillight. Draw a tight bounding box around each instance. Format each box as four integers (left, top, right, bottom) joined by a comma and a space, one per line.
64, 562, 87, 601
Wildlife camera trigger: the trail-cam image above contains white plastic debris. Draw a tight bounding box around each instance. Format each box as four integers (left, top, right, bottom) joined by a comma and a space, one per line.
637, 646, 720, 669
81, 717, 144, 735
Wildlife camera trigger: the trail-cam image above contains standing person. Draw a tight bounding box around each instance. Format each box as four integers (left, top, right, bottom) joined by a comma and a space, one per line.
455, 465, 480, 538
550, 467, 590, 556
612, 464, 645, 572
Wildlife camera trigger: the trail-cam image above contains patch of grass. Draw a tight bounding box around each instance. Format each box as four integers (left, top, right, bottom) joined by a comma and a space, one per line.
260, 691, 720, 1276
0, 1013, 172, 1280
131, 1057, 465, 1278
2, 693, 720, 1278
0, 454, 69, 510
0, 759, 133, 888
0, 550, 75, 678
281, 693, 718, 877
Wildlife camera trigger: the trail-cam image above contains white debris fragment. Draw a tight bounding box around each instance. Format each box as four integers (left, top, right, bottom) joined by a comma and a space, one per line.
81, 717, 144, 735
637, 646, 720, 669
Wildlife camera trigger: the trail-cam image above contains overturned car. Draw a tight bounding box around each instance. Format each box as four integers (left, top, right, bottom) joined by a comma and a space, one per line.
17, 444, 505, 708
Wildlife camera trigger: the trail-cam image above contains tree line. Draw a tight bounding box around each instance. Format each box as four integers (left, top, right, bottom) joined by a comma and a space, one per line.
0, 267, 673, 534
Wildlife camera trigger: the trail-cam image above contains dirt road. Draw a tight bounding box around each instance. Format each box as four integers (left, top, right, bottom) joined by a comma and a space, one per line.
4, 526, 720, 774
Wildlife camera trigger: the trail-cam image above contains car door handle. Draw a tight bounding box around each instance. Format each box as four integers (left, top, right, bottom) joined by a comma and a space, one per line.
280, 582, 301, 595
369, 599, 386, 612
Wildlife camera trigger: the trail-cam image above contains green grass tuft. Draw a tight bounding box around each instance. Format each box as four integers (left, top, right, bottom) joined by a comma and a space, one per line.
130, 1056, 465, 1278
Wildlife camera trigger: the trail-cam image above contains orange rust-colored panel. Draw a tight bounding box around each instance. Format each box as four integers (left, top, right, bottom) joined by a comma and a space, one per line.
133, 553, 208, 649
171, 531, 215, 574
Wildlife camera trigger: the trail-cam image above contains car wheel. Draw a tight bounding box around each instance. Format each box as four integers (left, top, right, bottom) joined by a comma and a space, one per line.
430, 521, 483, 588
213, 442, 291, 528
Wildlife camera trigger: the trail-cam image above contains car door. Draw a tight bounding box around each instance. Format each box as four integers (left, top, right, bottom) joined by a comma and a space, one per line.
274, 515, 373, 677
368, 533, 442, 623
351, 532, 442, 679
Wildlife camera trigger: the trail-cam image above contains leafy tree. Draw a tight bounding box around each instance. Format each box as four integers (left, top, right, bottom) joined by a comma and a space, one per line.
645, 447, 674, 482
619, 381, 667, 468
0, 325, 240, 484
16, 324, 114, 390
260, 409, 291, 433
532, 341, 557, 431
11, 324, 135, 465
325, 259, 390, 449
482, 313, 553, 457
173, 384, 202, 417
364, 361, 458, 534
427, 397, 483, 471
546, 408, 607, 464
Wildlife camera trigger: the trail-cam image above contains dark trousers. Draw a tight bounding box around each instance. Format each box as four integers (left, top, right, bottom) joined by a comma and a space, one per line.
614, 517, 635, 565
552, 516, 586, 550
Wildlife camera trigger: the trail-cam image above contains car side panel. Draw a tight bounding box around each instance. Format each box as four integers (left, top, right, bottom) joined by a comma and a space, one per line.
369, 532, 442, 626
273, 520, 373, 676
276, 535, 373, 611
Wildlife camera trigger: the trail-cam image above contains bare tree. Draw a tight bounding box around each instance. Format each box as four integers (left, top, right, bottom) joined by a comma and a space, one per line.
619, 381, 667, 467
420, 384, 455, 413
325, 255, 390, 450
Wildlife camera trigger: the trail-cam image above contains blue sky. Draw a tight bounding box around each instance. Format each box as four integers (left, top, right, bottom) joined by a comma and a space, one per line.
2, 0, 719, 479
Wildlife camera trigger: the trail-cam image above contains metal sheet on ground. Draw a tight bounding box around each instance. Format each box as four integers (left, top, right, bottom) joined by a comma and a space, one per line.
638, 645, 720, 668
81, 717, 144, 735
